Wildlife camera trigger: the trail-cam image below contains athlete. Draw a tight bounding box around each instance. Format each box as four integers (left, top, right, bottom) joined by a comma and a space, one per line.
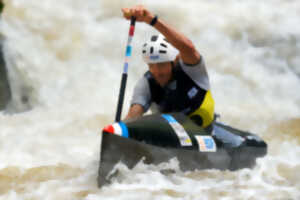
122, 5, 215, 128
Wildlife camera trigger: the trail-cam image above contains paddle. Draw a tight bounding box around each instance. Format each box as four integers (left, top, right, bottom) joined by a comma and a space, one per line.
115, 16, 136, 122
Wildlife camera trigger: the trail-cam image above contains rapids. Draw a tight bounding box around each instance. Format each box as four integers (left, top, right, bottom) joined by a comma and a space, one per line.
0, 0, 299, 199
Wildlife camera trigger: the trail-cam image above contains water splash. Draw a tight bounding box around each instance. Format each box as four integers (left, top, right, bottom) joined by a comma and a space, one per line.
0, 0, 299, 199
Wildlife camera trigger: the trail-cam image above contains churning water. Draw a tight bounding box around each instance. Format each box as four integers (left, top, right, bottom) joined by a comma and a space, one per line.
0, 0, 299, 199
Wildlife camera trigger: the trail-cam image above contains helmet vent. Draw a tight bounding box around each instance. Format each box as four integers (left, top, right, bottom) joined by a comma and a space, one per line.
160, 43, 167, 48
159, 50, 167, 54
142, 50, 146, 53
150, 47, 154, 54
151, 35, 158, 41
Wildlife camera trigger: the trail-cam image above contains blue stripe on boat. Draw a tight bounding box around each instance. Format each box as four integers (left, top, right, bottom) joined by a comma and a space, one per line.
119, 122, 129, 138
161, 114, 177, 123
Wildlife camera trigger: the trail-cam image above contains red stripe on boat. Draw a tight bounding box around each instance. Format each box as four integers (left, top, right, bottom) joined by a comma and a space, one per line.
102, 124, 114, 134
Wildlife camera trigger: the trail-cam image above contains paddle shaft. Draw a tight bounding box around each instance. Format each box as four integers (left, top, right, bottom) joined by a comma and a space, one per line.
115, 17, 136, 122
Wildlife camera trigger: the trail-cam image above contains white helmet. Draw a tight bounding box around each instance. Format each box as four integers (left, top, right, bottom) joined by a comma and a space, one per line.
142, 34, 179, 64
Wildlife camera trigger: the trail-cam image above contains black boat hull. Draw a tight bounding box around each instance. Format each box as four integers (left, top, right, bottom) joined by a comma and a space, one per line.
98, 113, 267, 187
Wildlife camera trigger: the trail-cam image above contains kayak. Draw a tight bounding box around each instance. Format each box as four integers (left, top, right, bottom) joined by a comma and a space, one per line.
97, 112, 267, 187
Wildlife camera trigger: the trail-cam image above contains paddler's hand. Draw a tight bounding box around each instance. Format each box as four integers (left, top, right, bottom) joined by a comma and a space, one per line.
122, 5, 154, 24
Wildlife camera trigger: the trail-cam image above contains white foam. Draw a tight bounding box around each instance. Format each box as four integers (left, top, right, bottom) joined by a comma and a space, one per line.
0, 0, 299, 199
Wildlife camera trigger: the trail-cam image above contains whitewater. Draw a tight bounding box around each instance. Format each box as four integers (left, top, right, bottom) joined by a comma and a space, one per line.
0, 0, 299, 199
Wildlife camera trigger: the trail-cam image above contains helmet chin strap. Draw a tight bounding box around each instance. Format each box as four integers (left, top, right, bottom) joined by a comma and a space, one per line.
171, 61, 175, 68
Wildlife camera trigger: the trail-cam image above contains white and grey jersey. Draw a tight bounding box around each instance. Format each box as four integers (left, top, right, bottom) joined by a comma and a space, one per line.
130, 57, 210, 112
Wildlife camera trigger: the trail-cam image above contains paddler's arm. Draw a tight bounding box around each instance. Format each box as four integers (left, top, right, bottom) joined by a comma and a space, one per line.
124, 104, 144, 120
122, 5, 201, 65
124, 74, 151, 120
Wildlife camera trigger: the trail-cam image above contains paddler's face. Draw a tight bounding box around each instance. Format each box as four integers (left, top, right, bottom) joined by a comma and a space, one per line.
148, 62, 172, 87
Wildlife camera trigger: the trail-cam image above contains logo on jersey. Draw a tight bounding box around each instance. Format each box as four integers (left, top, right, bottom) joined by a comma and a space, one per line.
188, 87, 198, 99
